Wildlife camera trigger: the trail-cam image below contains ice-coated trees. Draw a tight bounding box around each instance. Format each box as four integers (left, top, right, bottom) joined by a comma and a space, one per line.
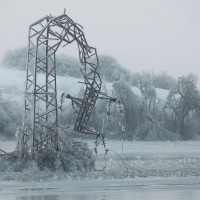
164, 74, 200, 140
0, 90, 22, 139
113, 79, 140, 140
130, 71, 156, 111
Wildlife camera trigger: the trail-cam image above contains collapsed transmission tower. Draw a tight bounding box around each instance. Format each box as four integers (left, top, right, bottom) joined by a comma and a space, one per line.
20, 11, 121, 158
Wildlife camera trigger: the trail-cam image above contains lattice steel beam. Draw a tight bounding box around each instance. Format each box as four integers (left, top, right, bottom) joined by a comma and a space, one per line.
22, 12, 102, 157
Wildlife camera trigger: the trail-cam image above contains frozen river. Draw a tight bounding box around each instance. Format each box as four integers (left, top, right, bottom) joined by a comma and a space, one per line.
1, 178, 200, 200
1, 140, 200, 200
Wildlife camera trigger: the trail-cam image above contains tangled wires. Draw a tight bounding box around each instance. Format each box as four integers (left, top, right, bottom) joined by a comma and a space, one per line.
58, 92, 129, 172
91, 132, 132, 172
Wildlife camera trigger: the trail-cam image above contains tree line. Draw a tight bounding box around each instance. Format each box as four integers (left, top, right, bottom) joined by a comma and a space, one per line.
74, 72, 199, 141
0, 91, 22, 139
1, 47, 200, 141
1, 47, 130, 82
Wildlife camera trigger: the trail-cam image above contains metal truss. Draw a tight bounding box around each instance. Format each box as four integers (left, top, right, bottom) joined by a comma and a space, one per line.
23, 12, 101, 157
61, 90, 120, 135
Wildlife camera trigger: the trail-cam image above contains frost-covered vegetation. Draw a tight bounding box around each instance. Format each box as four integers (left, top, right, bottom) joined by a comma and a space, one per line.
1, 47, 200, 141
1, 47, 130, 82
0, 91, 22, 139
0, 140, 200, 181
0, 138, 94, 174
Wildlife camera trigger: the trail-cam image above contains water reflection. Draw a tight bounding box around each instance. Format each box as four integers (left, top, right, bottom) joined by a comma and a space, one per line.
15, 188, 200, 200
17, 195, 107, 200
17, 196, 59, 200
17, 195, 102, 200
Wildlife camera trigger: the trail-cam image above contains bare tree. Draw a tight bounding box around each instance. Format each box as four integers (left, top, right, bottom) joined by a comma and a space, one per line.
130, 71, 156, 111
113, 79, 141, 140
164, 74, 200, 139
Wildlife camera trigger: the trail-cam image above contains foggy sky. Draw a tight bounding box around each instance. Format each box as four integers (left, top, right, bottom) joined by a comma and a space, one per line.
0, 0, 200, 78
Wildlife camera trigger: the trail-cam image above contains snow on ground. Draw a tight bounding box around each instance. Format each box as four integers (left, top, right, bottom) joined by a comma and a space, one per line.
1, 140, 200, 180
0, 67, 169, 105
1, 141, 200, 200
1, 67, 199, 200
0, 67, 83, 105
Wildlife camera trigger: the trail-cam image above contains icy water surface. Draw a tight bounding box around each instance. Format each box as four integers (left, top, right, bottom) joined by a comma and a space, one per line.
1, 141, 200, 199
1, 178, 200, 200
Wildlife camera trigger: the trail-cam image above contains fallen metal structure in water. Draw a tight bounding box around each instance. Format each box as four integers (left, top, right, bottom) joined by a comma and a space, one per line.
18, 11, 122, 158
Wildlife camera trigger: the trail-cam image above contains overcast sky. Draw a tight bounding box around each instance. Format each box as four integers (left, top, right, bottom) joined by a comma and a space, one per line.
0, 0, 200, 78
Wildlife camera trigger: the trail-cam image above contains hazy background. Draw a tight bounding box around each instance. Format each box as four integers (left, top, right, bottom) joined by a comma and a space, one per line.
0, 0, 200, 77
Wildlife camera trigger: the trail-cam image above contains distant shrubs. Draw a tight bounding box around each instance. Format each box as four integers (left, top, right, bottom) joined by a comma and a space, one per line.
0, 138, 94, 173
153, 72, 176, 90
1, 47, 27, 70
56, 54, 81, 78
130, 71, 176, 90
2, 47, 175, 90
97, 55, 131, 82
1, 47, 131, 83
2, 47, 200, 141
0, 92, 22, 139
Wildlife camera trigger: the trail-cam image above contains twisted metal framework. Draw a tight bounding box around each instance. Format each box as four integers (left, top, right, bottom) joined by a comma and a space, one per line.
24, 13, 102, 156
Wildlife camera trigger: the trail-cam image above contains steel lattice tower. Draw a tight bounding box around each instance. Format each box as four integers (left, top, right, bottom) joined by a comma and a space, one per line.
23, 13, 101, 157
